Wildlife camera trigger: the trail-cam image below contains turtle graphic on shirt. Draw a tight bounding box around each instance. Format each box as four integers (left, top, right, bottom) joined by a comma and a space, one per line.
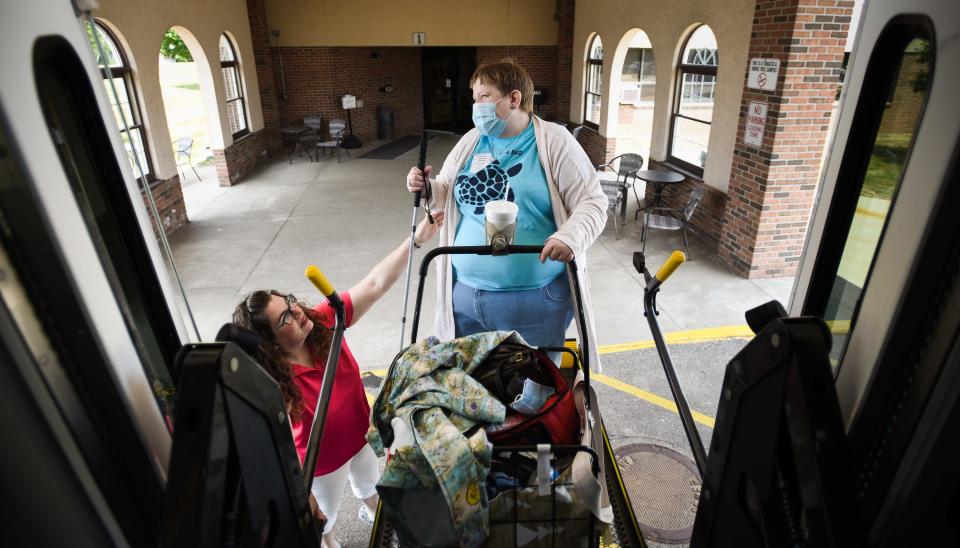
456, 160, 522, 214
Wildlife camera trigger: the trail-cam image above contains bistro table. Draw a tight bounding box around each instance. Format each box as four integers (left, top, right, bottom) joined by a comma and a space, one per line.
280, 125, 313, 164
633, 169, 686, 220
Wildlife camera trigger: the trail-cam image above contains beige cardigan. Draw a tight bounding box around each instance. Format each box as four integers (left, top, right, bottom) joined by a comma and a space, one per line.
426, 116, 608, 371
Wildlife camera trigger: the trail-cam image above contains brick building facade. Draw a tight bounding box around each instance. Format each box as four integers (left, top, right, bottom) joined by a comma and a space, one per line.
718, 0, 852, 277
244, 0, 577, 154
878, 51, 926, 134
162, 0, 850, 281
142, 175, 188, 237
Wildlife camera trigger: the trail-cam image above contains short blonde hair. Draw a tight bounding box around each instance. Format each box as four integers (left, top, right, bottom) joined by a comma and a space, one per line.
471, 59, 535, 112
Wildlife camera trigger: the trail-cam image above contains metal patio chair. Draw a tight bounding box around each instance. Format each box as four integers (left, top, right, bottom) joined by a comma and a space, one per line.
299, 115, 323, 161
641, 184, 705, 260
597, 153, 644, 211
315, 129, 349, 162
173, 137, 200, 181
600, 178, 628, 239
596, 153, 643, 237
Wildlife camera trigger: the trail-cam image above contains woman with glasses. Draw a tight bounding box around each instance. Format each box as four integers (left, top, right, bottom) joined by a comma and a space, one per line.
232, 213, 443, 548
405, 59, 606, 369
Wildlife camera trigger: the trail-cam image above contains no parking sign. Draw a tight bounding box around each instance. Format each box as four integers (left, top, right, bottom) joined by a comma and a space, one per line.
744, 101, 768, 147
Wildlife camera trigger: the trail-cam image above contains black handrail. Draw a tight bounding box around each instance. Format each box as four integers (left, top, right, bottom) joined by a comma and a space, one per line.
633, 251, 708, 478
301, 293, 346, 486
411, 245, 591, 406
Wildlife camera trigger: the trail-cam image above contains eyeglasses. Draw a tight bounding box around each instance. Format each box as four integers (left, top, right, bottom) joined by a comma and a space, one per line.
273, 294, 298, 333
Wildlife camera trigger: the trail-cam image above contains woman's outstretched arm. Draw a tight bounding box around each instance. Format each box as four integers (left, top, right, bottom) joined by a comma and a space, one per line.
348, 212, 444, 323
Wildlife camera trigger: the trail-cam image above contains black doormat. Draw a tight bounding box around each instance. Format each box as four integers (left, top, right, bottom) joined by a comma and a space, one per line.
358, 135, 425, 160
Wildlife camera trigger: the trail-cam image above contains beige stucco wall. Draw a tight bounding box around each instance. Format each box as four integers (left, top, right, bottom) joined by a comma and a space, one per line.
93, 0, 264, 180
266, 0, 558, 46
571, 0, 755, 192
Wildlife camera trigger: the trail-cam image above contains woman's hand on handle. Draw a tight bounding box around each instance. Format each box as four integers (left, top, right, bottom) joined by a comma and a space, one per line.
406, 165, 432, 193
540, 238, 575, 263
414, 211, 444, 246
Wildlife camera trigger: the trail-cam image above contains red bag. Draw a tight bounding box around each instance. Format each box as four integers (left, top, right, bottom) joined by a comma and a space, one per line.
484, 347, 580, 447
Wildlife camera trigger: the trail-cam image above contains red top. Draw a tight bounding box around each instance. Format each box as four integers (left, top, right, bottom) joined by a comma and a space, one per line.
290, 292, 371, 476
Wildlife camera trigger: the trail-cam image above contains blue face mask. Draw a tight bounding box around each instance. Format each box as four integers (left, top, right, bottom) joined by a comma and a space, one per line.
510, 378, 555, 415
472, 96, 515, 137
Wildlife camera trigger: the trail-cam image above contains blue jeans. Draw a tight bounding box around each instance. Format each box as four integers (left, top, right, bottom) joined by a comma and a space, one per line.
453, 275, 574, 354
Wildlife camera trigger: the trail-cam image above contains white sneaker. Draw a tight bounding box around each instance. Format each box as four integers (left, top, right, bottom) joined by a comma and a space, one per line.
358, 504, 375, 524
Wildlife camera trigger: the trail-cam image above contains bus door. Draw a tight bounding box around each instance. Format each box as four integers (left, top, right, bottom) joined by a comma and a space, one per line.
0, 0, 198, 544
789, 0, 959, 543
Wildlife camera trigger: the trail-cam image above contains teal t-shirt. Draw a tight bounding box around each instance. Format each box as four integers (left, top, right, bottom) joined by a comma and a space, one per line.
452, 121, 565, 290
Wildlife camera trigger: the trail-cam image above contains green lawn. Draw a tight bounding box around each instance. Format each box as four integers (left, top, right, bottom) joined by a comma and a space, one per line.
862, 133, 911, 199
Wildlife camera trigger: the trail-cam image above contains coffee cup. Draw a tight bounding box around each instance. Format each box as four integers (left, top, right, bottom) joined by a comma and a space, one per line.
485, 200, 518, 249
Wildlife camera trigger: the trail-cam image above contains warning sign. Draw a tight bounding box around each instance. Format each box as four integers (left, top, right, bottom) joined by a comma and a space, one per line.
743, 101, 767, 147
748, 58, 780, 91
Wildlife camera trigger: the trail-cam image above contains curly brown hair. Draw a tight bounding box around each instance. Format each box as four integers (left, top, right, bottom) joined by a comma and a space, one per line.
232, 289, 334, 422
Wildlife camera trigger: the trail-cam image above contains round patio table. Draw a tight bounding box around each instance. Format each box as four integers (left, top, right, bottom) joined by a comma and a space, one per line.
281, 125, 312, 163
634, 169, 686, 220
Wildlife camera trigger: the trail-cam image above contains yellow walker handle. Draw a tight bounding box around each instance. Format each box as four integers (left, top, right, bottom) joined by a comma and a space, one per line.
305, 265, 336, 298
655, 250, 686, 284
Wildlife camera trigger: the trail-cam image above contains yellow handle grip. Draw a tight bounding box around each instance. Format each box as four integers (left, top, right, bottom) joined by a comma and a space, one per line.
655, 251, 686, 283
305, 265, 335, 297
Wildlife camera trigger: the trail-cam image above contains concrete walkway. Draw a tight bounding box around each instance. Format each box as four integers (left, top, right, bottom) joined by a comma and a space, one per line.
169, 133, 794, 367
165, 134, 795, 547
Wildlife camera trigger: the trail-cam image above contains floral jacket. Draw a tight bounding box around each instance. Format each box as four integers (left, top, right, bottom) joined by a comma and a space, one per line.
367, 331, 516, 548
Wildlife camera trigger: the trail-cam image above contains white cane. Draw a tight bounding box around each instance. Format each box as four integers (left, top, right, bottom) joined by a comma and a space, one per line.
399, 132, 431, 350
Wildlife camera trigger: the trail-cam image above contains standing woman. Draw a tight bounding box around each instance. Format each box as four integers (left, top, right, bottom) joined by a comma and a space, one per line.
406, 59, 606, 368
232, 214, 442, 548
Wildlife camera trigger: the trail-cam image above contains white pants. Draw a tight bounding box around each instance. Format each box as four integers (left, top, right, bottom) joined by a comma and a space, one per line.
310, 443, 380, 534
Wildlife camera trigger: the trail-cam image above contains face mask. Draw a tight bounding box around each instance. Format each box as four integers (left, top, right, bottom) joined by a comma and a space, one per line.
472, 95, 515, 137
510, 378, 555, 415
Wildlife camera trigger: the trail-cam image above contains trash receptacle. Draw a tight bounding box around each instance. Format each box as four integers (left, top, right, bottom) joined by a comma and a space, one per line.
377, 105, 394, 141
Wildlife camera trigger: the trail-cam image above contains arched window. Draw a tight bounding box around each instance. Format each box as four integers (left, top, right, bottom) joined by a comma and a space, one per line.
88, 21, 153, 181
620, 31, 656, 104
584, 35, 603, 128
219, 34, 248, 138
670, 25, 718, 176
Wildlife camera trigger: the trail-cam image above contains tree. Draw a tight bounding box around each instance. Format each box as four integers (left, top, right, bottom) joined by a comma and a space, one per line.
161, 29, 193, 62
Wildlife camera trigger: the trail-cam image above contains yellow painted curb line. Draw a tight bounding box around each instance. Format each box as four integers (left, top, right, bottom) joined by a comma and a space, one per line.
360, 323, 755, 428
361, 322, 752, 428
825, 319, 850, 335
598, 324, 754, 355
592, 373, 716, 428
363, 374, 716, 428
